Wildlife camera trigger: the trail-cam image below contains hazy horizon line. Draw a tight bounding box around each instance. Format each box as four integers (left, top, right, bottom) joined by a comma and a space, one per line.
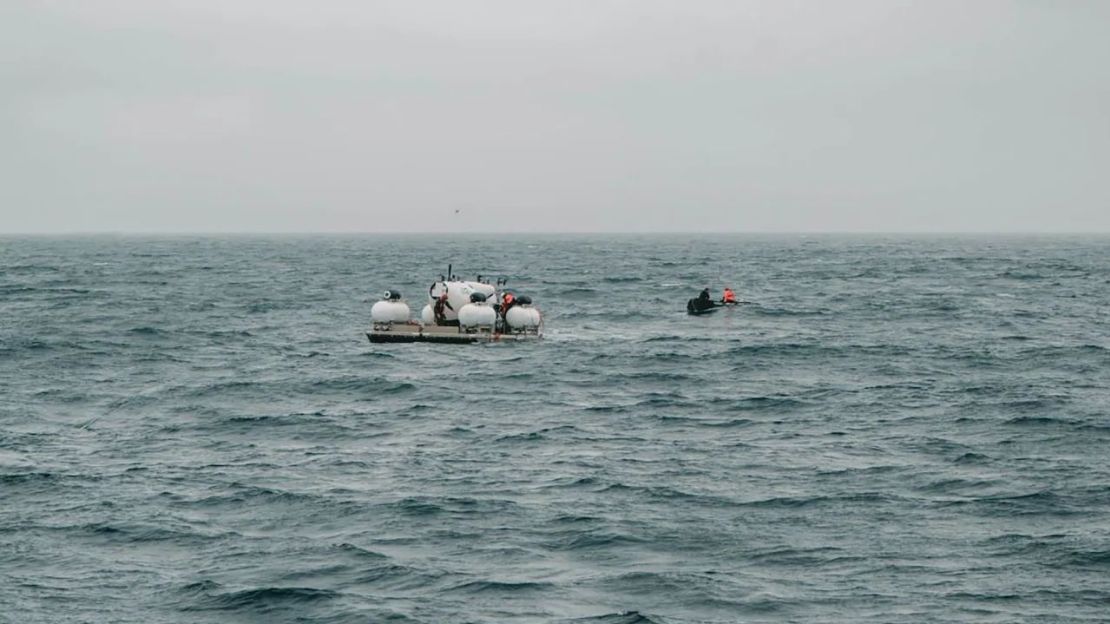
3, 230, 1110, 237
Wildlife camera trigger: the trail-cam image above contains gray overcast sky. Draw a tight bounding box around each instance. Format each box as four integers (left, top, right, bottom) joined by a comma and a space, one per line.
3, 1, 1109, 233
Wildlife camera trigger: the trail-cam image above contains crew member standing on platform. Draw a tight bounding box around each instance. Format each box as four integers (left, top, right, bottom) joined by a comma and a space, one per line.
433, 292, 453, 325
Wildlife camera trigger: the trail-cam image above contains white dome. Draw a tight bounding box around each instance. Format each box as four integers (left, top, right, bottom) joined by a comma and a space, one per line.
506, 305, 541, 329
371, 300, 410, 323
458, 303, 496, 327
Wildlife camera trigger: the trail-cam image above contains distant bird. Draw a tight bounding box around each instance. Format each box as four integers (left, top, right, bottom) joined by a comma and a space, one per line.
454, 209, 460, 215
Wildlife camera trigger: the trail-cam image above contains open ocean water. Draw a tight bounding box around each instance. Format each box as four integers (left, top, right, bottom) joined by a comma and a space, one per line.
1, 234, 1109, 624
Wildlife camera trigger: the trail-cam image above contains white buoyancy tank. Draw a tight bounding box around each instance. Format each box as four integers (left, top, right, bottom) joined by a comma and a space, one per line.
371, 300, 411, 323
421, 304, 435, 325
505, 305, 542, 329
428, 281, 496, 321
457, 303, 496, 327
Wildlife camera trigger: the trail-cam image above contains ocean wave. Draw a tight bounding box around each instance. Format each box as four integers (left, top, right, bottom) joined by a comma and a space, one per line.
445, 579, 556, 594
632, 394, 696, 409
953, 452, 990, 464
495, 425, 580, 443
332, 542, 389, 560
946, 490, 1082, 516
750, 306, 828, 317
744, 545, 862, 567
915, 477, 1000, 494
546, 530, 649, 551
552, 287, 599, 297
222, 411, 340, 428
559, 611, 664, 624
737, 492, 896, 509
76, 521, 222, 544
383, 496, 520, 516
1003, 415, 1075, 427
184, 377, 417, 399
180, 585, 340, 612
0, 471, 61, 485
190, 485, 360, 512
246, 300, 309, 314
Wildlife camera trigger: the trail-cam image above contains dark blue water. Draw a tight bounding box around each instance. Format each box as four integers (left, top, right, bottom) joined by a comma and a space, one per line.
2, 235, 1109, 623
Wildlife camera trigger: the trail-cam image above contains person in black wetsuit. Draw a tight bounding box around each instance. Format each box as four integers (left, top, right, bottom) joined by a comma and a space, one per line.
687, 288, 715, 313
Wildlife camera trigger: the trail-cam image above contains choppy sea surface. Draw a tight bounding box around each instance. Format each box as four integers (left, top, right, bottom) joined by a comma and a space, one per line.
2, 234, 1109, 623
